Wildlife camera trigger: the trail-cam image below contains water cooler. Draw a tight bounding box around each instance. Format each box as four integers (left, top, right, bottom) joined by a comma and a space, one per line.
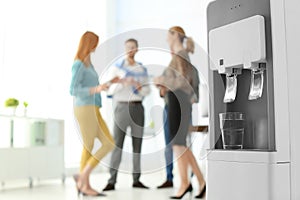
206, 0, 300, 199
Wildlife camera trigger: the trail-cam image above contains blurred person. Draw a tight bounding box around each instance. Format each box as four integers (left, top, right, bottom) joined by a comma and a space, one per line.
102, 38, 150, 191
157, 37, 200, 190
70, 31, 119, 197
154, 26, 206, 199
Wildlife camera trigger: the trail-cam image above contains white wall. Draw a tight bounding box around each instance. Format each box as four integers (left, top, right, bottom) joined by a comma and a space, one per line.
109, 0, 210, 47
0, 0, 108, 167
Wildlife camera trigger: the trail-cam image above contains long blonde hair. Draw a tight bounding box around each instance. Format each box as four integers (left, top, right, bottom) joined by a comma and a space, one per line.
169, 26, 195, 54
75, 31, 99, 64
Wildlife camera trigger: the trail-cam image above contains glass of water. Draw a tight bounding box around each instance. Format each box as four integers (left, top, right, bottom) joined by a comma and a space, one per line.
219, 112, 245, 150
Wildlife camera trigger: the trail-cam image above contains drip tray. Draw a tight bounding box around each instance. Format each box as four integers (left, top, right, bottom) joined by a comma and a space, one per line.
214, 149, 275, 152
207, 149, 280, 164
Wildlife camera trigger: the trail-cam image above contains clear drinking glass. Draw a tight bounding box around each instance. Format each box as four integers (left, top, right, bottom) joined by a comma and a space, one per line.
219, 112, 245, 150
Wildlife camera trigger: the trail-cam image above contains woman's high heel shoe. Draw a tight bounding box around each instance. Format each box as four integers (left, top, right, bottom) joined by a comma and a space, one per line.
72, 174, 80, 196
81, 192, 106, 197
74, 174, 106, 197
195, 184, 206, 199
78, 188, 106, 197
170, 184, 193, 199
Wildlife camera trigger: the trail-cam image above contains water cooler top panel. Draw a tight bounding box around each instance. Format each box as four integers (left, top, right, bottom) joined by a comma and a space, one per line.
209, 15, 266, 74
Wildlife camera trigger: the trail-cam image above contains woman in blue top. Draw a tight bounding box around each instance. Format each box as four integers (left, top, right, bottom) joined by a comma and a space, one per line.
70, 31, 119, 197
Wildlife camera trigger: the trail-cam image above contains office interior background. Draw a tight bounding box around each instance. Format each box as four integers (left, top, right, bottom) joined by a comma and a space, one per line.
0, 0, 212, 199
2, 0, 299, 199
0, 0, 211, 167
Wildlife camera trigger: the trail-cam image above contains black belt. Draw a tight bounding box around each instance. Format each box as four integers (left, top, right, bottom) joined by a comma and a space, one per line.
118, 101, 142, 105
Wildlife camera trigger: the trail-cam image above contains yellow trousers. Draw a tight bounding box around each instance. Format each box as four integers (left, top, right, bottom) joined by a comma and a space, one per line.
74, 106, 114, 171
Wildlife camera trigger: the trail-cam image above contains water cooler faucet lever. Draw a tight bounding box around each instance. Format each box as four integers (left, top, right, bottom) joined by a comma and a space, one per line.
223, 68, 241, 103
248, 63, 266, 100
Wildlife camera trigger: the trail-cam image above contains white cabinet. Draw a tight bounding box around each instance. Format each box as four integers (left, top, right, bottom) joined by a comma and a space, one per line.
0, 148, 30, 180
28, 146, 64, 179
0, 116, 65, 187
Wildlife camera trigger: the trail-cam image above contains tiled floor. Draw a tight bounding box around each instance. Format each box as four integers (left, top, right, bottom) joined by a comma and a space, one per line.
0, 171, 206, 200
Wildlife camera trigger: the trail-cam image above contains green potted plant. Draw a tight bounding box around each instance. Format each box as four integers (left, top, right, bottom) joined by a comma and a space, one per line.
23, 101, 29, 116
4, 98, 19, 116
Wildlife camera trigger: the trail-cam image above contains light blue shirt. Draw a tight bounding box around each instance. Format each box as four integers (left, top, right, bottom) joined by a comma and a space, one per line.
106, 59, 150, 102
69, 60, 102, 107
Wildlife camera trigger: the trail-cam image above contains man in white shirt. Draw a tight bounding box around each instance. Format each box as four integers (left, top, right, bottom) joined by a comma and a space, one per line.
103, 39, 150, 191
